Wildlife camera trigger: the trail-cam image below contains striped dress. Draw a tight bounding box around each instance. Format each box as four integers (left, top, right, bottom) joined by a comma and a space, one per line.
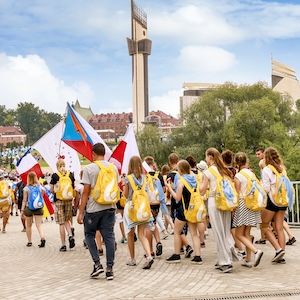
232, 169, 261, 228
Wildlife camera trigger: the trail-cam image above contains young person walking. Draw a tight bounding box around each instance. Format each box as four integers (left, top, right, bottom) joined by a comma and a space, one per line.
77, 143, 118, 280
233, 152, 263, 268
200, 148, 240, 273
165, 160, 203, 264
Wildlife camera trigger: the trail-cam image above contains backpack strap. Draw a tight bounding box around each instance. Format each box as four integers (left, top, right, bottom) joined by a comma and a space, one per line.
128, 174, 146, 191
208, 167, 220, 179
267, 164, 285, 176
94, 160, 113, 171
179, 177, 197, 194
57, 171, 70, 178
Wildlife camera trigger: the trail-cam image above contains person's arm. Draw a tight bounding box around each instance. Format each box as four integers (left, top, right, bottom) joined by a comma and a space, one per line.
21, 190, 28, 213
166, 179, 183, 201
77, 184, 91, 224
234, 177, 241, 194
199, 174, 209, 196
261, 167, 271, 193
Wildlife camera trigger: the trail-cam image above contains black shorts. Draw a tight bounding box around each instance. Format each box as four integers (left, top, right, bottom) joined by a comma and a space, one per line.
266, 197, 287, 212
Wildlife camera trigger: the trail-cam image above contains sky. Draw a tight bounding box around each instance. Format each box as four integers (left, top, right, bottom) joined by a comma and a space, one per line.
0, 0, 300, 118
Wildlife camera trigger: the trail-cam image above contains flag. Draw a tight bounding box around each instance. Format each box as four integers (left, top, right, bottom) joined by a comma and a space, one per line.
32, 120, 81, 180
16, 150, 43, 185
43, 193, 54, 218
62, 103, 112, 161
109, 124, 140, 175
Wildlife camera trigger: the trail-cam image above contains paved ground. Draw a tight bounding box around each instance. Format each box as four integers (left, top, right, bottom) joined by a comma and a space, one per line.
1, 213, 299, 300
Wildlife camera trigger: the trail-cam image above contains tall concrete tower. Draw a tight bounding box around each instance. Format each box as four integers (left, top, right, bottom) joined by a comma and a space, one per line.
127, 0, 152, 130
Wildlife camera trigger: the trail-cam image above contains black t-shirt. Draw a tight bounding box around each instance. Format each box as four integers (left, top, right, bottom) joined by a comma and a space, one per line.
16, 181, 25, 201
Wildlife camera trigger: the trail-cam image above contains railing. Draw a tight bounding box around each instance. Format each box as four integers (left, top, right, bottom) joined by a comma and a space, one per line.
287, 181, 300, 226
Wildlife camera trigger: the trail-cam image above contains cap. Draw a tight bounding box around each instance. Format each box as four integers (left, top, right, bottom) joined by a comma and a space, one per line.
196, 160, 208, 171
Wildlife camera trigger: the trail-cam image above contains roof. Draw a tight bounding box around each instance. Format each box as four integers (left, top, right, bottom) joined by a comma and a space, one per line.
0, 126, 26, 136
72, 100, 94, 121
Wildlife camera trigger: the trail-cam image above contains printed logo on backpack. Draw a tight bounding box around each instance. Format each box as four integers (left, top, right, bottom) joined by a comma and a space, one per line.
179, 177, 206, 223
27, 185, 44, 210
209, 167, 239, 211
55, 171, 74, 200
92, 161, 120, 205
0, 181, 9, 199
267, 165, 295, 209
239, 170, 267, 211
127, 175, 151, 223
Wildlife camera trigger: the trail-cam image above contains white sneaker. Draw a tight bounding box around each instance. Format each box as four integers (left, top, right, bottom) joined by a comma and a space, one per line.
162, 233, 168, 240
241, 259, 252, 268
254, 249, 263, 267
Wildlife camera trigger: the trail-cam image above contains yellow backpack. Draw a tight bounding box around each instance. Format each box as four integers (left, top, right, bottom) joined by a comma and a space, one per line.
146, 173, 160, 205
209, 167, 239, 211
92, 161, 120, 205
239, 170, 267, 211
179, 177, 206, 223
127, 175, 151, 223
0, 181, 9, 199
267, 165, 295, 208
54, 171, 74, 200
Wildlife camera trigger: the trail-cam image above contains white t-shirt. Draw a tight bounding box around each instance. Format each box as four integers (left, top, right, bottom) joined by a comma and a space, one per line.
82, 160, 119, 213
235, 168, 254, 198
203, 165, 218, 197
262, 165, 277, 205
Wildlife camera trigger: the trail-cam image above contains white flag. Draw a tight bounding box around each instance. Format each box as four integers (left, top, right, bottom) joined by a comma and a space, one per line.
32, 120, 81, 180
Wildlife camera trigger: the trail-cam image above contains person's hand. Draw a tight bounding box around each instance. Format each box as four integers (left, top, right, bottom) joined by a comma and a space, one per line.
77, 212, 83, 224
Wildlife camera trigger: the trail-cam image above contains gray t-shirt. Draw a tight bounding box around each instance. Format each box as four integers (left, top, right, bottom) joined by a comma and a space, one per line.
82, 160, 119, 213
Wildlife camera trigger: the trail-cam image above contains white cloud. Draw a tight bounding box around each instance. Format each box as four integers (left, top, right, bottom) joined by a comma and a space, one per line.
0, 53, 95, 114
150, 89, 182, 118
177, 46, 237, 73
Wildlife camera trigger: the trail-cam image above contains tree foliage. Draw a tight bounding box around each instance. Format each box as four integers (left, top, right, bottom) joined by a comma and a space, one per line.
137, 82, 300, 180
0, 102, 62, 145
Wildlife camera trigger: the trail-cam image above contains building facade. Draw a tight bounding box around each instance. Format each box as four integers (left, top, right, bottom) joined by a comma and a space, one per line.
0, 126, 26, 146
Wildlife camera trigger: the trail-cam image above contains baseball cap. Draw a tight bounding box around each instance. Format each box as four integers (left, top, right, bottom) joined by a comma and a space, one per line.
196, 160, 208, 171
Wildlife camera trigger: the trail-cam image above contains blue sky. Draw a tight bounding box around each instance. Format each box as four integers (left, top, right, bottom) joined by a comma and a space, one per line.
0, 0, 300, 118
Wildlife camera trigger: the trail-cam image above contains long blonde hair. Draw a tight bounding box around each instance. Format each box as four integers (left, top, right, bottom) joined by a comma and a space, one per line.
264, 147, 284, 173
127, 156, 143, 179
27, 172, 39, 186
206, 147, 233, 178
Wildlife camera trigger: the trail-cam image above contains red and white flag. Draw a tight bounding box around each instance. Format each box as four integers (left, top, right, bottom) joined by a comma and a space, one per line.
109, 124, 140, 175
16, 150, 43, 185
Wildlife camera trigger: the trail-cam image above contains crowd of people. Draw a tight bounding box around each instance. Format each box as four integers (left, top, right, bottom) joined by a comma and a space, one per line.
0, 144, 297, 280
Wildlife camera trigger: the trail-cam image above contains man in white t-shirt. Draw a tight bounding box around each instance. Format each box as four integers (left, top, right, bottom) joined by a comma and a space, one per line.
77, 143, 118, 281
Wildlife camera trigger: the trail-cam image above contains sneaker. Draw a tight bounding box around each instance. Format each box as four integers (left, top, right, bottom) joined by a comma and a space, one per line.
286, 237, 296, 245
255, 239, 266, 244
253, 249, 263, 267
201, 242, 205, 248
90, 264, 104, 277
215, 262, 222, 269
276, 258, 286, 264
241, 260, 252, 268
69, 236, 75, 249
106, 270, 114, 280
162, 233, 169, 240
120, 237, 127, 243
2, 230, 6, 233
143, 257, 154, 269
126, 259, 136, 266
191, 256, 203, 264
238, 250, 246, 258
166, 254, 181, 263
219, 264, 233, 273
59, 245, 67, 252
156, 242, 163, 256
71, 227, 75, 237
271, 249, 285, 262
185, 245, 193, 258
21, 229, 26, 232
99, 249, 104, 256
180, 248, 185, 255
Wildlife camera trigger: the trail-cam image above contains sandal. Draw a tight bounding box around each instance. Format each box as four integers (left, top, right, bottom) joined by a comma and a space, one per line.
255, 239, 266, 244
26, 242, 33, 247
38, 238, 46, 248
